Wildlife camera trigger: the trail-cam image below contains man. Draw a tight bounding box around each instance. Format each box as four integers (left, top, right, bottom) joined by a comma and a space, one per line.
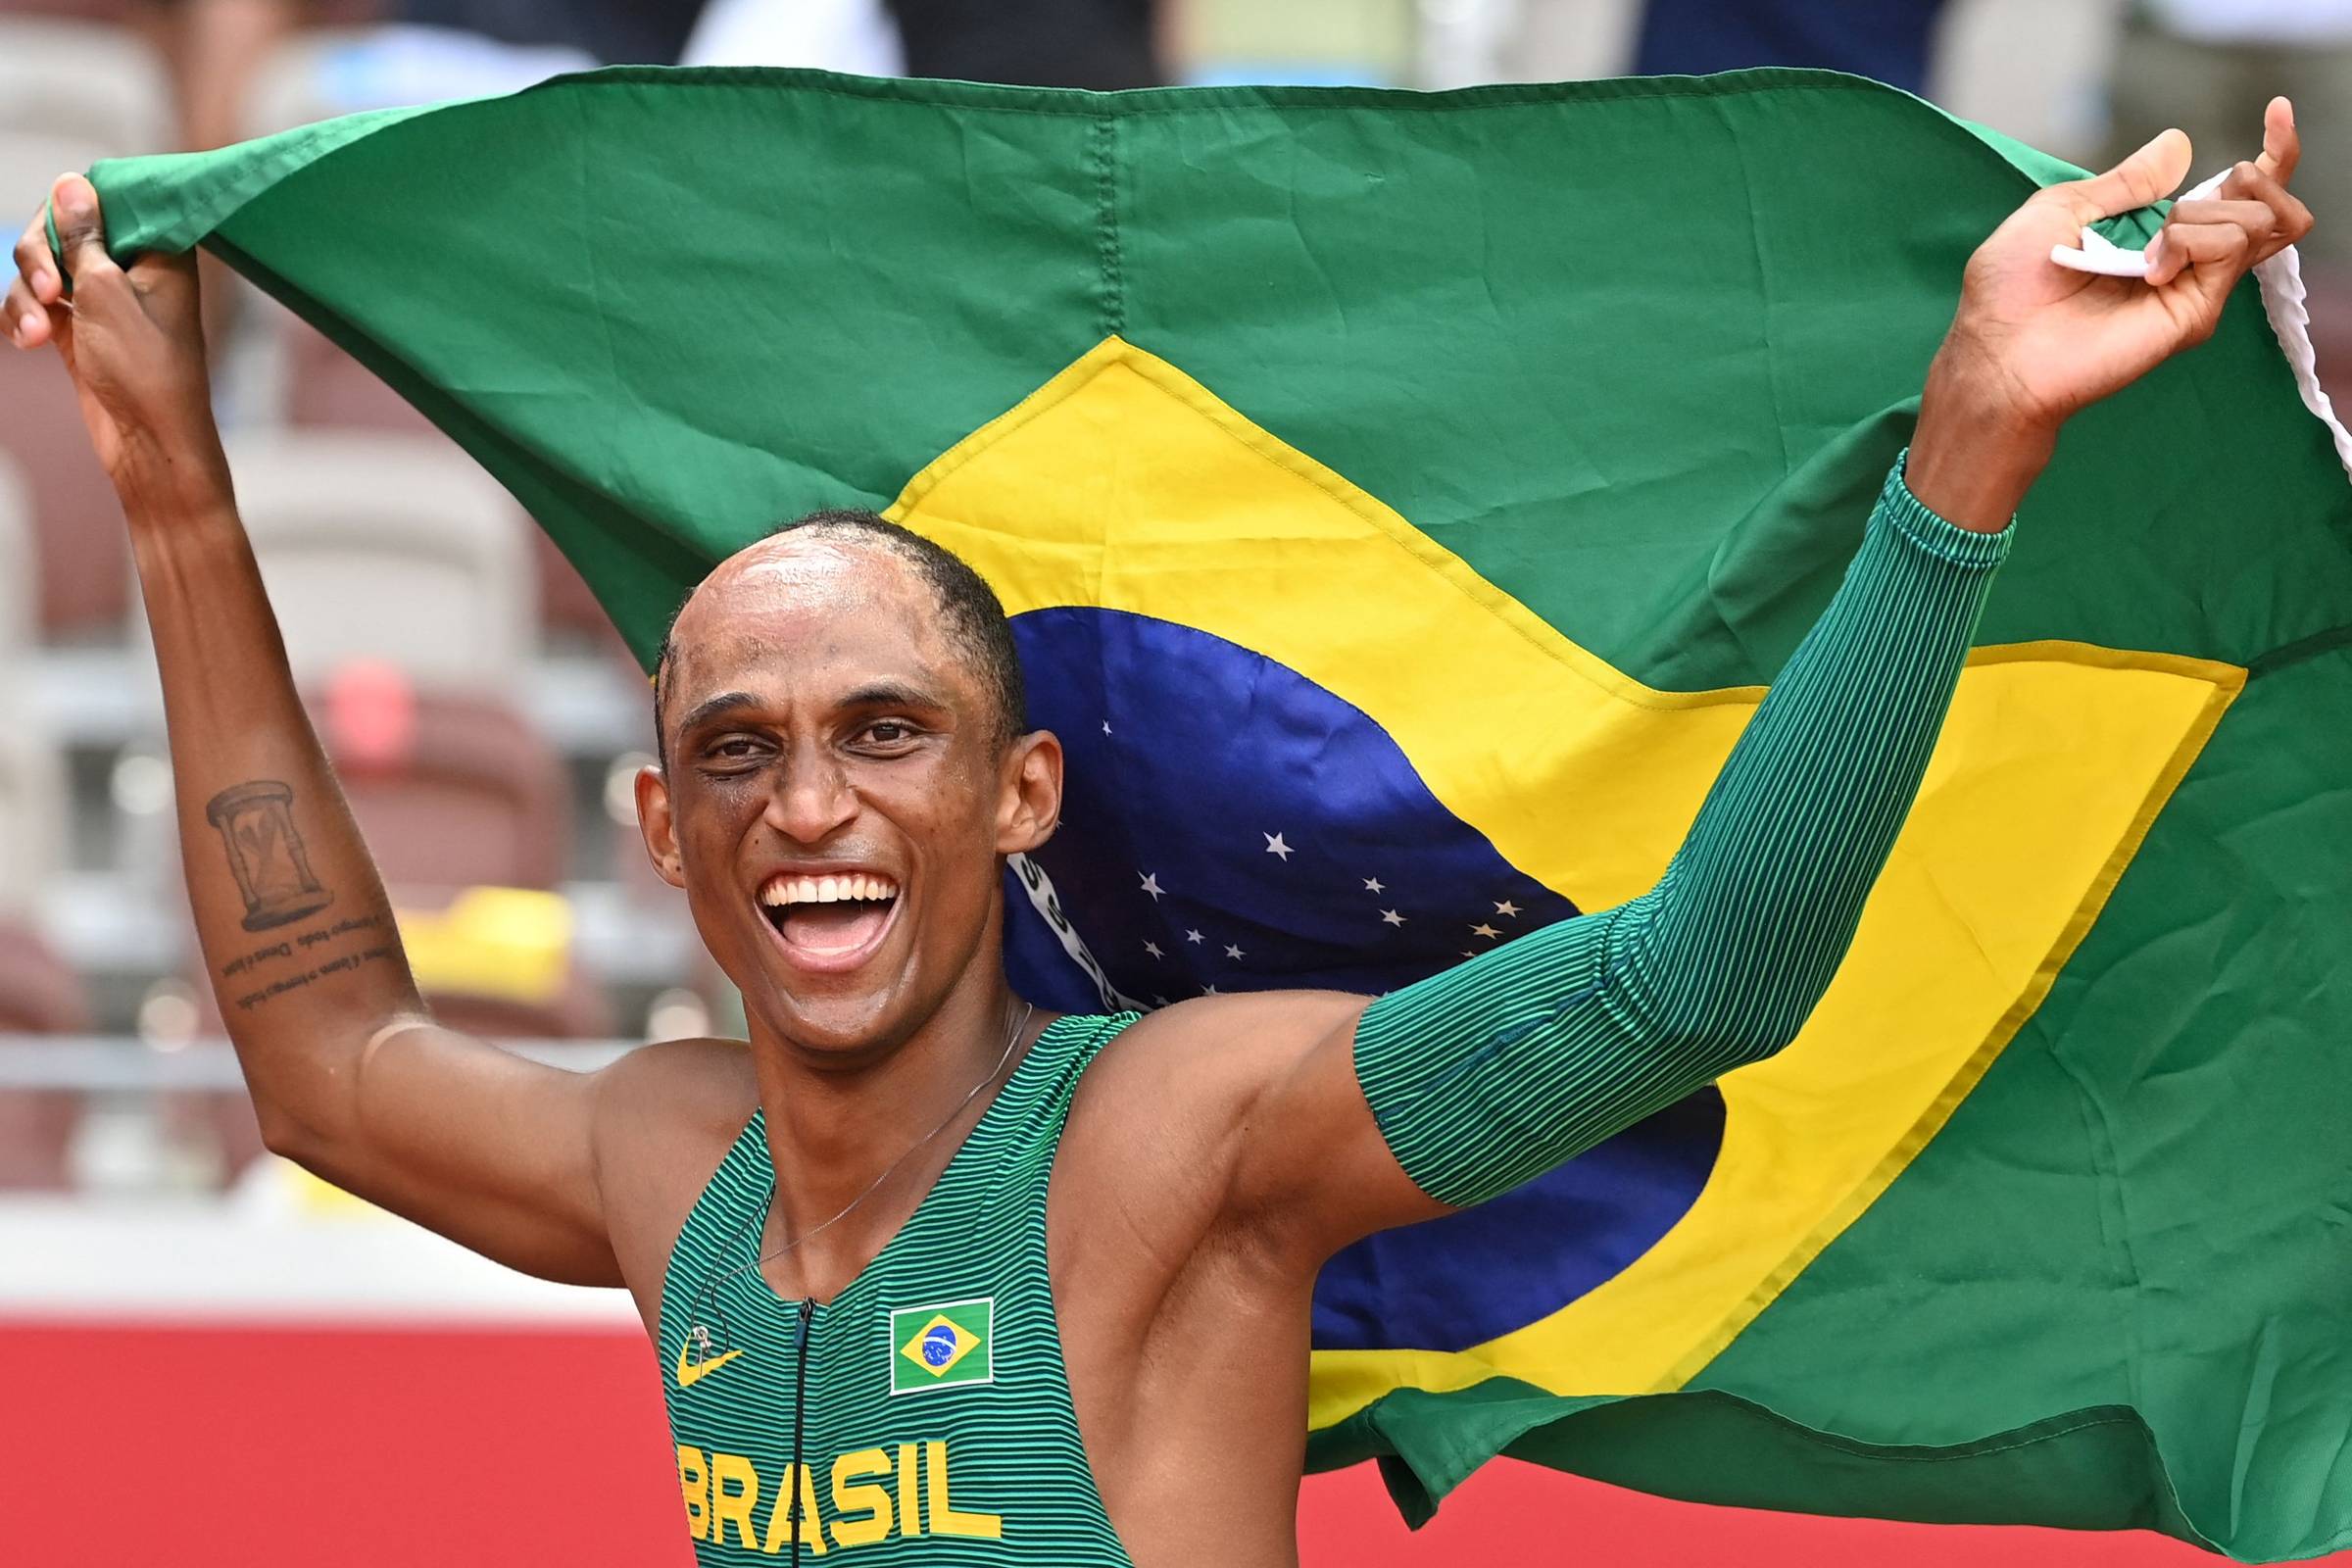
4, 102, 2312, 1564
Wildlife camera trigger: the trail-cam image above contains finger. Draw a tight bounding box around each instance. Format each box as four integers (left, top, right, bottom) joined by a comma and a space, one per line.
12, 203, 63, 307
47, 172, 123, 297
2257, 96, 2299, 187
2145, 220, 2257, 305
2044, 126, 2192, 223
2168, 199, 2278, 245
3, 271, 46, 349
2147, 205, 2270, 284
2218, 159, 2314, 260
4, 293, 41, 350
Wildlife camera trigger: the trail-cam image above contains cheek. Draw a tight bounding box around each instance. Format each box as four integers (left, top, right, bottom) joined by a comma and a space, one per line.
673, 777, 768, 865
881, 764, 1006, 880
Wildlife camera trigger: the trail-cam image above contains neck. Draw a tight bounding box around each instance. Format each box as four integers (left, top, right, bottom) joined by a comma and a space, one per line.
746, 960, 1037, 1299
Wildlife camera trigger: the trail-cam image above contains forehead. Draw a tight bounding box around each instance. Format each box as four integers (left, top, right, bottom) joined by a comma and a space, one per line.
663, 535, 965, 715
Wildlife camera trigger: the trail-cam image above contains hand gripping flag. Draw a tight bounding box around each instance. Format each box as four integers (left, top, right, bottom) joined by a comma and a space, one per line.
68, 67, 2352, 1560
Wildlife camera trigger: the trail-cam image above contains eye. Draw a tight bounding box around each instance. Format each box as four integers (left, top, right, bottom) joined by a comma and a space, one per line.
856, 718, 923, 751
698, 734, 771, 770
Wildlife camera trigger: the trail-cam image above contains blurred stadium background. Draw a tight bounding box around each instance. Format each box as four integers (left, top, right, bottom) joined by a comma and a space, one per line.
1, 0, 2345, 1561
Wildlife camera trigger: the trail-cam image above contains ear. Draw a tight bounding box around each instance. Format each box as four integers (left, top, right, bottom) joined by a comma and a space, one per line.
996, 729, 1064, 856
634, 763, 688, 890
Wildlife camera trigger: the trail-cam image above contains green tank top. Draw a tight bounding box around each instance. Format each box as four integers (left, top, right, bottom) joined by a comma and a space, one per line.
658, 1012, 1139, 1563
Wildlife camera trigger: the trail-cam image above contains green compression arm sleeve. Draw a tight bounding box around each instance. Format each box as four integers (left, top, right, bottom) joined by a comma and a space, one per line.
1352, 454, 2013, 1208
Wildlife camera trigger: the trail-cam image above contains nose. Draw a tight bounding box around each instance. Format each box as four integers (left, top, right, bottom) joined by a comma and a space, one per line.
763, 744, 858, 845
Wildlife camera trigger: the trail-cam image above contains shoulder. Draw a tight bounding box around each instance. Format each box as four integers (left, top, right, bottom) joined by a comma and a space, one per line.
1072, 990, 1370, 1116
592, 1036, 759, 1175
1058, 990, 1369, 1216
594, 1035, 759, 1125
589, 1038, 760, 1288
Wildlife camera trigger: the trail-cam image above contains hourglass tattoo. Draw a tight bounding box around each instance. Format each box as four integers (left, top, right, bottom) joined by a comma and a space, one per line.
205, 779, 335, 931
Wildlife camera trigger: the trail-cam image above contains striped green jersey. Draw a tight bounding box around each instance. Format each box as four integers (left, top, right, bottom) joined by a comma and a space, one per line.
659, 1012, 1139, 1563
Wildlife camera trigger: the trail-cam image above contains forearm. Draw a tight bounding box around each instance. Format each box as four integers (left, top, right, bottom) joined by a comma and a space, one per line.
1354, 455, 2011, 1206
131, 492, 426, 1149
1613, 453, 2010, 1053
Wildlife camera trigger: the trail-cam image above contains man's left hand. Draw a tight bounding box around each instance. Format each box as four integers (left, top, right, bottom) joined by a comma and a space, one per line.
1944, 96, 2313, 436
1909, 96, 2313, 531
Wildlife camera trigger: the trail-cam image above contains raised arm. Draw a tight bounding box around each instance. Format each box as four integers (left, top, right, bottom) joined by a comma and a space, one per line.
1200, 105, 2314, 1258
7, 177, 628, 1285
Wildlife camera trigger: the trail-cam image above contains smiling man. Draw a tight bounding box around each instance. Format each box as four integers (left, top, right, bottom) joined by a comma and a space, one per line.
4, 104, 2313, 1565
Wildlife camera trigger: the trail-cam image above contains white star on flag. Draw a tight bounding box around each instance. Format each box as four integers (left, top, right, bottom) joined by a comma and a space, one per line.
1224, 944, 1246, 960
1144, 941, 1164, 958
1362, 876, 1385, 893
1470, 923, 1501, 940
1185, 928, 1204, 944
1139, 872, 1165, 900
1493, 900, 1521, 917
1380, 908, 1406, 927
1263, 832, 1293, 860
1101, 720, 1113, 735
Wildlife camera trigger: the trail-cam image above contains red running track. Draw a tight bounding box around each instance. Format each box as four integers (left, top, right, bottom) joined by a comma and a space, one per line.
0, 1322, 2283, 1566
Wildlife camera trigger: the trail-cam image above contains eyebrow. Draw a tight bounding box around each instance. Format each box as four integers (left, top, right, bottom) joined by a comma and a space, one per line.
671, 681, 951, 742
674, 690, 763, 738
839, 680, 950, 712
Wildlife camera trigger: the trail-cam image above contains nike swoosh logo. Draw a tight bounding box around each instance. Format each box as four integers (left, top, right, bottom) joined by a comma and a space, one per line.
675, 1344, 746, 1390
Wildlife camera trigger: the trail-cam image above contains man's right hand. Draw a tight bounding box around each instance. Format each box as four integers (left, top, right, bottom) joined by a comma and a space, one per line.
7, 172, 229, 514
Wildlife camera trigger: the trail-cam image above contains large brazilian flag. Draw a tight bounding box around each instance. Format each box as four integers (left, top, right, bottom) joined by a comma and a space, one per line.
75, 66, 2352, 1561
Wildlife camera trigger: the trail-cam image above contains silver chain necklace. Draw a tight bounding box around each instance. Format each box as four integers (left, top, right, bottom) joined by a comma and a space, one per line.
689, 1000, 1034, 1347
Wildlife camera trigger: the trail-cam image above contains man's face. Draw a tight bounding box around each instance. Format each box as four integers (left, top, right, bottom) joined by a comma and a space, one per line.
637, 535, 1057, 1059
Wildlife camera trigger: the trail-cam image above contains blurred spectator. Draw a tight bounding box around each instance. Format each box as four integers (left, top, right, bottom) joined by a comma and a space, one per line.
685, 0, 1164, 87
889, 0, 1163, 89
1634, 0, 1949, 92
681, 0, 902, 73
393, 0, 706, 65
2107, 0, 2352, 271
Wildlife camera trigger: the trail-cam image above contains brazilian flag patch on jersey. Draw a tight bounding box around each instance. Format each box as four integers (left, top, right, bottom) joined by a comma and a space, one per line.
892, 1299, 994, 1395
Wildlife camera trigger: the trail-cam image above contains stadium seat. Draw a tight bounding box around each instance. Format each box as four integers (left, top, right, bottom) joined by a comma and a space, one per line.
2304, 266, 2352, 416
0, 460, 86, 1185
0, 18, 166, 157
320, 682, 572, 894
272, 315, 630, 652
281, 314, 437, 433
0, 667, 69, 923
0, 269, 128, 636
223, 429, 540, 692
0, 458, 71, 914
0, 919, 90, 1189
238, 26, 385, 141
0, 35, 152, 638
0, 1, 146, 24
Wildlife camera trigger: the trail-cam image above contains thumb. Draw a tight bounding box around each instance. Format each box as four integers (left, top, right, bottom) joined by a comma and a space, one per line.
2044, 127, 2193, 223
47, 172, 124, 300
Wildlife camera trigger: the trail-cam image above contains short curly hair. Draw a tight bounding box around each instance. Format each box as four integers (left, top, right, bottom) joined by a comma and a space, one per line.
652, 510, 1027, 764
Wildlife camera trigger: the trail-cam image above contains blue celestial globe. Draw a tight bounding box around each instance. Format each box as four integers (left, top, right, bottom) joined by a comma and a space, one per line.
920, 1325, 958, 1367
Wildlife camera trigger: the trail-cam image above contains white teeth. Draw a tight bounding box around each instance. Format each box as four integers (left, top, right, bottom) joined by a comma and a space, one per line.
758, 873, 899, 907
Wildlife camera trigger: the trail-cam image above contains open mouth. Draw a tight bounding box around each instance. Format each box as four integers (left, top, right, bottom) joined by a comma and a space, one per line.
757, 870, 902, 970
